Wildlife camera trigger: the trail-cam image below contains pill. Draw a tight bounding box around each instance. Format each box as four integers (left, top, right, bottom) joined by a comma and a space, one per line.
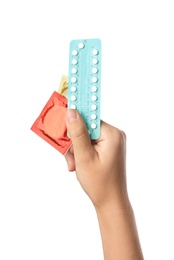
92, 58, 98, 64
92, 67, 98, 74
92, 49, 98, 55
91, 104, 97, 110
71, 77, 77, 83
91, 113, 97, 120
70, 95, 76, 101
70, 104, 76, 109
72, 59, 78, 65
91, 123, 97, 129
91, 86, 97, 92
91, 95, 97, 101
78, 42, 85, 49
72, 50, 78, 56
71, 68, 77, 74
71, 86, 77, 92
92, 76, 98, 83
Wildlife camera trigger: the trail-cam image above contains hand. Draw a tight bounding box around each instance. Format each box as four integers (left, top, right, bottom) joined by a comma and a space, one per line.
65, 109, 127, 209
65, 109, 144, 260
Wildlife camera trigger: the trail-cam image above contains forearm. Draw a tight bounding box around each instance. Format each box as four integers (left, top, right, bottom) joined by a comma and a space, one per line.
95, 195, 144, 260
65, 113, 143, 258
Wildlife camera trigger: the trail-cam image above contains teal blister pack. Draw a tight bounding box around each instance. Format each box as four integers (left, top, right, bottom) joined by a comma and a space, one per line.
68, 39, 101, 140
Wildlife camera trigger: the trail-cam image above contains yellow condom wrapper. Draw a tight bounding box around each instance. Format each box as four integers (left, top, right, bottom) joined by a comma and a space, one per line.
58, 75, 68, 98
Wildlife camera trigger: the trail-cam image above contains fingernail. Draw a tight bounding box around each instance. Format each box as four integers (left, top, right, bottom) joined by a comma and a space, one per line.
66, 109, 77, 123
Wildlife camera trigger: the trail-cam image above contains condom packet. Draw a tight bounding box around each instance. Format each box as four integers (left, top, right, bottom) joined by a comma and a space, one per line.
58, 75, 68, 98
31, 91, 72, 154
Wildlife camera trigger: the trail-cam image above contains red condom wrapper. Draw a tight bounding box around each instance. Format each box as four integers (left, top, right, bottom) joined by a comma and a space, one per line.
31, 91, 72, 154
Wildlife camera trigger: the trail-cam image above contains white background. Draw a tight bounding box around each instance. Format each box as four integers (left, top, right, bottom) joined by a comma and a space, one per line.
0, 0, 174, 259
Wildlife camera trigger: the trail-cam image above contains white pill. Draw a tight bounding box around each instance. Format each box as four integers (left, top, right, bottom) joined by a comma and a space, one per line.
91, 86, 97, 92
71, 77, 77, 83
92, 58, 98, 64
78, 42, 85, 49
92, 76, 98, 83
91, 95, 97, 101
71, 86, 77, 92
71, 68, 77, 74
70, 104, 76, 109
70, 95, 76, 101
91, 123, 97, 129
92, 49, 98, 55
92, 67, 98, 74
91, 113, 97, 120
72, 59, 78, 65
72, 49, 78, 56
91, 104, 97, 110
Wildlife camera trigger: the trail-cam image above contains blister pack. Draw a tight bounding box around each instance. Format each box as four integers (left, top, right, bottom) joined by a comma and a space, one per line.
68, 39, 101, 140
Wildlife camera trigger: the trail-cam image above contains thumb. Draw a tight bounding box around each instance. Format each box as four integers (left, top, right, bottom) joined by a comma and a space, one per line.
66, 109, 95, 162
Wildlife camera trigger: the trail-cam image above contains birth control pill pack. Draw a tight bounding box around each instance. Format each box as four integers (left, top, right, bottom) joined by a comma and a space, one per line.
68, 39, 101, 140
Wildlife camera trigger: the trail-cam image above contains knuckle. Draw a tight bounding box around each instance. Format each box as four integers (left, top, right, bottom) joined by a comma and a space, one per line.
112, 128, 126, 146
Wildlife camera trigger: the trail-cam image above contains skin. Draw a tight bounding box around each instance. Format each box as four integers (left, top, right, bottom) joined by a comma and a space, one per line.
65, 109, 144, 260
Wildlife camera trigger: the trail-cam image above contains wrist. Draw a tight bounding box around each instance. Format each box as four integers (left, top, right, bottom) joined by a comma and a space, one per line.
94, 190, 131, 217
94, 194, 144, 260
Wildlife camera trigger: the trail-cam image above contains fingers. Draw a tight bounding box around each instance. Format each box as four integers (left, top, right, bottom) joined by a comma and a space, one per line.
65, 113, 126, 168
96, 120, 126, 150
64, 146, 75, 172
121, 130, 126, 141
99, 120, 124, 139
66, 109, 95, 163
